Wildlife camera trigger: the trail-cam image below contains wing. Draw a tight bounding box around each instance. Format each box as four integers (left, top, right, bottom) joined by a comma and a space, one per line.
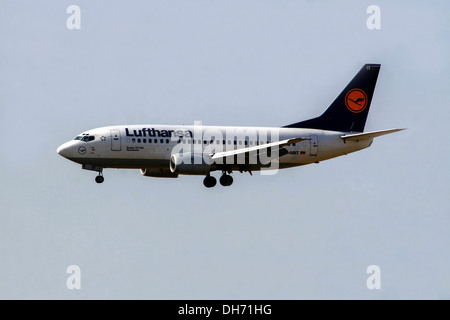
210, 137, 310, 161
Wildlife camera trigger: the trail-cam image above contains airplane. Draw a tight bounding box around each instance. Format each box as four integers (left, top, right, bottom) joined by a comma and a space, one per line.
57, 64, 404, 188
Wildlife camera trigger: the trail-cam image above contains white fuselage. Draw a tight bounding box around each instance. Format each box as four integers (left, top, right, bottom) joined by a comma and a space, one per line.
57, 124, 372, 173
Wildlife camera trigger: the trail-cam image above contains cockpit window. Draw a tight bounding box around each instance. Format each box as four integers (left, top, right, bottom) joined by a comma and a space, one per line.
75, 135, 95, 142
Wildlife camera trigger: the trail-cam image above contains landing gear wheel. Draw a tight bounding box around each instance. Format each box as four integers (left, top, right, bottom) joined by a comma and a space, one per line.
95, 175, 104, 184
203, 175, 217, 188
219, 174, 233, 187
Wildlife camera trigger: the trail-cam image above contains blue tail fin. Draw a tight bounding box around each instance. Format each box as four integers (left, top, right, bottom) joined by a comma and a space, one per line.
284, 64, 381, 132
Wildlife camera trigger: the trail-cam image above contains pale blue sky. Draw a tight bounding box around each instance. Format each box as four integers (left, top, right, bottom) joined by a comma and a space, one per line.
0, 0, 449, 299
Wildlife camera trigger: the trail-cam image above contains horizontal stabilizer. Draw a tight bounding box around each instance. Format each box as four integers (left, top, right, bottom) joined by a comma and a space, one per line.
341, 128, 405, 141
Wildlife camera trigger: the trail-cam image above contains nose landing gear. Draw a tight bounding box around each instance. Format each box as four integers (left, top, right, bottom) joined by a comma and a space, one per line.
82, 164, 104, 184
95, 173, 104, 184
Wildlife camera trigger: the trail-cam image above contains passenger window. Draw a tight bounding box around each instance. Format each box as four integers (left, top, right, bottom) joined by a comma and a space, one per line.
160, 139, 164, 143
234, 140, 237, 145
223, 140, 226, 144
166, 139, 169, 144
143, 139, 147, 143
154, 139, 157, 143
149, 139, 152, 143
137, 139, 141, 143
132, 138, 136, 143
203, 140, 207, 145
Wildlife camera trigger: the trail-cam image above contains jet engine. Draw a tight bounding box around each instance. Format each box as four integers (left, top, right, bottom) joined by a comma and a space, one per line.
169, 153, 211, 175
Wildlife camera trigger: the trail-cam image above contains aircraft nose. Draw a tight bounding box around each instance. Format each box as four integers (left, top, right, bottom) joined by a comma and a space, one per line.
57, 141, 73, 159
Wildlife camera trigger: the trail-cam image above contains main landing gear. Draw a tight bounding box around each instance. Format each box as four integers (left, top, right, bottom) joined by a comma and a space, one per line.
219, 174, 233, 187
203, 175, 216, 188
203, 172, 233, 188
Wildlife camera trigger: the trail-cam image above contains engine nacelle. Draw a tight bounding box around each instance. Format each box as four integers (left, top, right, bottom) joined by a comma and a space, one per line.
170, 153, 211, 175
140, 168, 178, 178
